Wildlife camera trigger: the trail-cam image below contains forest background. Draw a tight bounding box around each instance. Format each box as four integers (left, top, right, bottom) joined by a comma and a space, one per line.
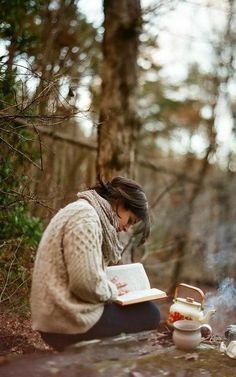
0, 0, 236, 336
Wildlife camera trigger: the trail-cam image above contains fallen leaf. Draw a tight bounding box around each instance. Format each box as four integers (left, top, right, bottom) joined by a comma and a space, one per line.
174, 352, 199, 361
185, 352, 199, 361
0, 356, 8, 365
49, 367, 60, 374
129, 370, 145, 377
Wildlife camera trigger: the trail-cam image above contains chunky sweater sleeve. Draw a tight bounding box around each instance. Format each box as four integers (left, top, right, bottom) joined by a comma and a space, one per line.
63, 212, 118, 304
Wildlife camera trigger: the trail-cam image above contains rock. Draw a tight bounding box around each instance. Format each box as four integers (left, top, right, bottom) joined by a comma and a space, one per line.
1, 330, 236, 377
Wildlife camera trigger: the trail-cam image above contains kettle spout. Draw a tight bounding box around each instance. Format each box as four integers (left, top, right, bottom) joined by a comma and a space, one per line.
202, 309, 216, 323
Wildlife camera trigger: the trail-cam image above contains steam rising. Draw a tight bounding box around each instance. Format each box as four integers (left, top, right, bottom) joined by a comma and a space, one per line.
205, 278, 236, 335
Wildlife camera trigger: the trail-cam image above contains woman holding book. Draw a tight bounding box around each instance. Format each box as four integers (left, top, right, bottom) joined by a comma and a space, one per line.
31, 176, 160, 351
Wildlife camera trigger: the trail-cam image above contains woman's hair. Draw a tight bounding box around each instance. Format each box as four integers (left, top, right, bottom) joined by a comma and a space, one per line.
90, 176, 150, 245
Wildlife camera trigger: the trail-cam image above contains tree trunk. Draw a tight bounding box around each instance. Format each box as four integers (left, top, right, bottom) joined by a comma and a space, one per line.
97, 0, 141, 180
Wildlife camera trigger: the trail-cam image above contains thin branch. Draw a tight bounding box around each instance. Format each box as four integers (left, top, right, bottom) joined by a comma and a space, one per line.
0, 113, 74, 120
33, 126, 97, 151
32, 124, 44, 171
0, 238, 23, 302
150, 178, 179, 209
22, 82, 55, 112
0, 135, 43, 170
138, 157, 223, 189
0, 188, 55, 212
0, 277, 31, 304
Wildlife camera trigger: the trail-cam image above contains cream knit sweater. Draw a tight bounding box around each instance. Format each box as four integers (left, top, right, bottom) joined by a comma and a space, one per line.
30, 199, 119, 334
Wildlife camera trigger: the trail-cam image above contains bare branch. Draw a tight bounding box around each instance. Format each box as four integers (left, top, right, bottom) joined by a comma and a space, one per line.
150, 178, 179, 209
0, 135, 43, 170
0, 188, 55, 212
0, 277, 31, 304
0, 238, 23, 303
138, 157, 222, 189
34, 125, 97, 151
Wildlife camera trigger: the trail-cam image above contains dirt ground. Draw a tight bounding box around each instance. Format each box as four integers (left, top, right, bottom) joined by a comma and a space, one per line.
0, 312, 53, 357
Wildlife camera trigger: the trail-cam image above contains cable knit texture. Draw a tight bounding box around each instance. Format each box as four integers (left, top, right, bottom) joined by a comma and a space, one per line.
77, 190, 123, 264
31, 198, 120, 334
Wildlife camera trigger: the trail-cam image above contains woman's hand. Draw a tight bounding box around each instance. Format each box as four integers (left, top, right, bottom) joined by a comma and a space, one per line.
111, 276, 128, 296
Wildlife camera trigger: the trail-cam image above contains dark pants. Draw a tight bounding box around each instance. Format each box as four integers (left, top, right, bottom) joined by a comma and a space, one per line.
40, 301, 160, 351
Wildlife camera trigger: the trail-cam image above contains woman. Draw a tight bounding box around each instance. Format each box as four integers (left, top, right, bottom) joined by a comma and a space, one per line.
31, 176, 160, 351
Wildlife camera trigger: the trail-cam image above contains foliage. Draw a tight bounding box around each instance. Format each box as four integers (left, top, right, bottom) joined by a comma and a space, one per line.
0, 161, 43, 247
0, 0, 102, 312
0, 2, 44, 311
0, 132, 42, 314
0, 54, 43, 247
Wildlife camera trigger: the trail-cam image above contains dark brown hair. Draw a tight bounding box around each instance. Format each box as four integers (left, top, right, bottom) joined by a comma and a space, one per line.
90, 176, 150, 245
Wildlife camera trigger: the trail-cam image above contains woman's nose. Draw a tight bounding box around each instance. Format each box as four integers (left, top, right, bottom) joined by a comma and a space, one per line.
123, 224, 129, 232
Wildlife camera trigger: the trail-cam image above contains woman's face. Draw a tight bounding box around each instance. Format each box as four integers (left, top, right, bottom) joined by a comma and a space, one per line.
115, 204, 138, 232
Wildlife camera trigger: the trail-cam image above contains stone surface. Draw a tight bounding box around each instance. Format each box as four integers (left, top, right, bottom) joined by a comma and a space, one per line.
1, 330, 236, 377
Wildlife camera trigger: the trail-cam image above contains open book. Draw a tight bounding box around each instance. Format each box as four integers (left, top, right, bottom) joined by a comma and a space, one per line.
106, 263, 167, 306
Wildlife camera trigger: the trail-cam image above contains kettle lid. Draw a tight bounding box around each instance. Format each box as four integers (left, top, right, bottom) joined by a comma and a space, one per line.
176, 297, 202, 308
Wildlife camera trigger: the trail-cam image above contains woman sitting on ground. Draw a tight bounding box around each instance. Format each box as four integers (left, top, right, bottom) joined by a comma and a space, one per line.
31, 176, 160, 351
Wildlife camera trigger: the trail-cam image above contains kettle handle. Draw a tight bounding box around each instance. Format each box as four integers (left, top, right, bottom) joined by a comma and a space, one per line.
174, 283, 205, 308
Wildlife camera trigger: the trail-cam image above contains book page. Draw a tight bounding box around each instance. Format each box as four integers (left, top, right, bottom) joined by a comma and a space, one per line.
106, 263, 150, 292
115, 288, 167, 305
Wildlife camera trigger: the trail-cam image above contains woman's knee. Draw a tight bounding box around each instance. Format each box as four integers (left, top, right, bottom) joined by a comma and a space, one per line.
143, 301, 161, 328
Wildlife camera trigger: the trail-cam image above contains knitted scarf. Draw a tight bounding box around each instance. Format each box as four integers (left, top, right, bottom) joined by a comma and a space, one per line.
77, 190, 122, 264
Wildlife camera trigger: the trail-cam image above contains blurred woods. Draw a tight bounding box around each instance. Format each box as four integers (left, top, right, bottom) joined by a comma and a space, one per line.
0, 0, 235, 314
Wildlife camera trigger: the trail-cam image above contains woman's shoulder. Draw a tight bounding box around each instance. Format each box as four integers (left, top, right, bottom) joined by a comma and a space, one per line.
64, 199, 100, 222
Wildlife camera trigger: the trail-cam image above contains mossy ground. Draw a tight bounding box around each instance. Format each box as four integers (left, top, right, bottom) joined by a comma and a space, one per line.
1, 330, 235, 377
